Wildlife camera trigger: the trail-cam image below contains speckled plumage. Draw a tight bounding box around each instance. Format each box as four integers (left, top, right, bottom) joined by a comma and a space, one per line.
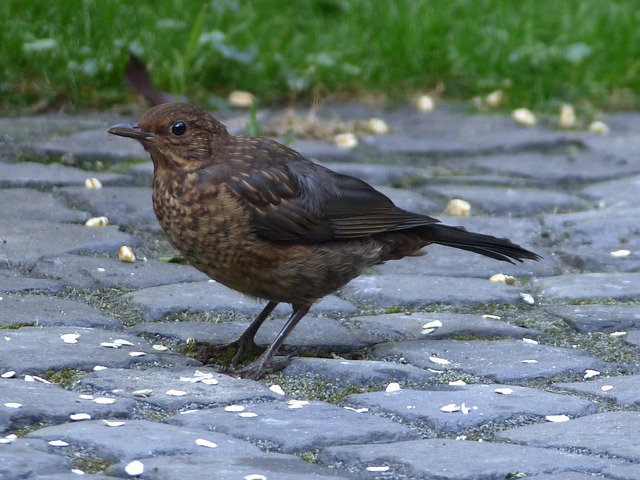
108, 103, 539, 379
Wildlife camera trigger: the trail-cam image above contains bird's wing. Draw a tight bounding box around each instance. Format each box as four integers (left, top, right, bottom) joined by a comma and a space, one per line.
222, 139, 439, 243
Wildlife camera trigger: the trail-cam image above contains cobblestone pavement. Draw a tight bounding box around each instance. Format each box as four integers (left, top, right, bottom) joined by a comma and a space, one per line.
1, 102, 640, 479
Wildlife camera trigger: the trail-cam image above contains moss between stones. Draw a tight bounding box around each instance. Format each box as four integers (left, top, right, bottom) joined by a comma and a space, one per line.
41, 368, 85, 389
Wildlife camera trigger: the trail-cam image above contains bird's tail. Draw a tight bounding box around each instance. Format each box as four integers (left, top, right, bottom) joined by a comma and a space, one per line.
421, 224, 540, 264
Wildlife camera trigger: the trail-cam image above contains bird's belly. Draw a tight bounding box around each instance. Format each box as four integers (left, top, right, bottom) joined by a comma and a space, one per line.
153, 183, 384, 305
162, 212, 383, 304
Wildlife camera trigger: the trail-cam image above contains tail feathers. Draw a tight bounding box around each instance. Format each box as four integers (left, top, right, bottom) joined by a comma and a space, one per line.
424, 224, 541, 264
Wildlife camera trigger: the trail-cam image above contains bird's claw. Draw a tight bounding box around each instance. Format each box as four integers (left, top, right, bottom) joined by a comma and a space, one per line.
216, 355, 293, 380
185, 336, 265, 367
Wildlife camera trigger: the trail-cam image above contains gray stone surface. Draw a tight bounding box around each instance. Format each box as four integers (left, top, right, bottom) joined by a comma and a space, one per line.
109, 452, 359, 480
544, 304, 640, 334
167, 400, 419, 453
32, 253, 209, 290
0, 161, 130, 188
496, 411, 640, 462
627, 330, 640, 348
0, 219, 139, 267
0, 188, 87, 223
349, 311, 546, 341
283, 357, 438, 386
318, 438, 618, 478
373, 339, 608, 382
344, 384, 597, 434
4, 103, 640, 478
53, 186, 157, 226
555, 375, 640, 407
581, 173, 640, 208
78, 367, 279, 409
26, 419, 261, 461
0, 269, 63, 293
342, 274, 526, 308
0, 294, 122, 329
461, 151, 640, 183
0, 326, 197, 375
0, 378, 136, 433
423, 184, 588, 216
0, 438, 72, 480
535, 273, 640, 302
521, 474, 607, 480
541, 207, 640, 271
602, 464, 640, 480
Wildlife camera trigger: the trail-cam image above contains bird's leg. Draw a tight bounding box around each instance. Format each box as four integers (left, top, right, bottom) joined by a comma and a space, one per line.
236, 304, 311, 380
229, 301, 278, 366
188, 301, 277, 367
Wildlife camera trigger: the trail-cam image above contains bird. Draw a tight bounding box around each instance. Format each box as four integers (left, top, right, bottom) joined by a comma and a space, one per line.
108, 103, 540, 379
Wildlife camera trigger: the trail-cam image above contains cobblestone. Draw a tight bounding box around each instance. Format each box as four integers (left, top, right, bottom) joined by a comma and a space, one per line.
1, 102, 640, 478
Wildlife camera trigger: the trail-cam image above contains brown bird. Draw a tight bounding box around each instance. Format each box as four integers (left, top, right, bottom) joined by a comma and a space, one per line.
108, 103, 540, 379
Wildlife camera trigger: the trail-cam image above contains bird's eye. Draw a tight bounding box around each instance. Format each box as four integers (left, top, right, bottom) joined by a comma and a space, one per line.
171, 121, 187, 136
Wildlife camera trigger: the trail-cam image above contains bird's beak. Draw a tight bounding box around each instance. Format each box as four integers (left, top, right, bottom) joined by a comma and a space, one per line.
107, 123, 152, 140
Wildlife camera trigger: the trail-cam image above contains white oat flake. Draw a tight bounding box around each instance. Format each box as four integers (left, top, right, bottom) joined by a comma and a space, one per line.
165, 389, 187, 397
495, 388, 513, 395
519, 292, 535, 305
124, 460, 144, 476
48, 440, 69, 447
61, 333, 80, 344
546, 414, 570, 423
195, 438, 218, 449
609, 331, 627, 337
429, 356, 451, 366
132, 389, 153, 397
440, 403, 461, 413
448, 380, 466, 386
269, 384, 285, 396
103, 420, 126, 427
366, 466, 390, 472
238, 412, 258, 418
224, 405, 245, 412
70, 413, 92, 421
385, 382, 401, 393
0, 434, 17, 444
343, 406, 369, 413
610, 249, 630, 258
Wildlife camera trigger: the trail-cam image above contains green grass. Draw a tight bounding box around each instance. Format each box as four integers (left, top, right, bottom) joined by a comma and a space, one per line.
2, 0, 640, 114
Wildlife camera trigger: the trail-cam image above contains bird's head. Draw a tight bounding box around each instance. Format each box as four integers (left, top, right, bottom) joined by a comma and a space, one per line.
108, 103, 230, 170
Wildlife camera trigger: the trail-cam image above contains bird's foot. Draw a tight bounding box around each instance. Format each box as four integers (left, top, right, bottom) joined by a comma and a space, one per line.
184, 335, 265, 367
221, 355, 292, 380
